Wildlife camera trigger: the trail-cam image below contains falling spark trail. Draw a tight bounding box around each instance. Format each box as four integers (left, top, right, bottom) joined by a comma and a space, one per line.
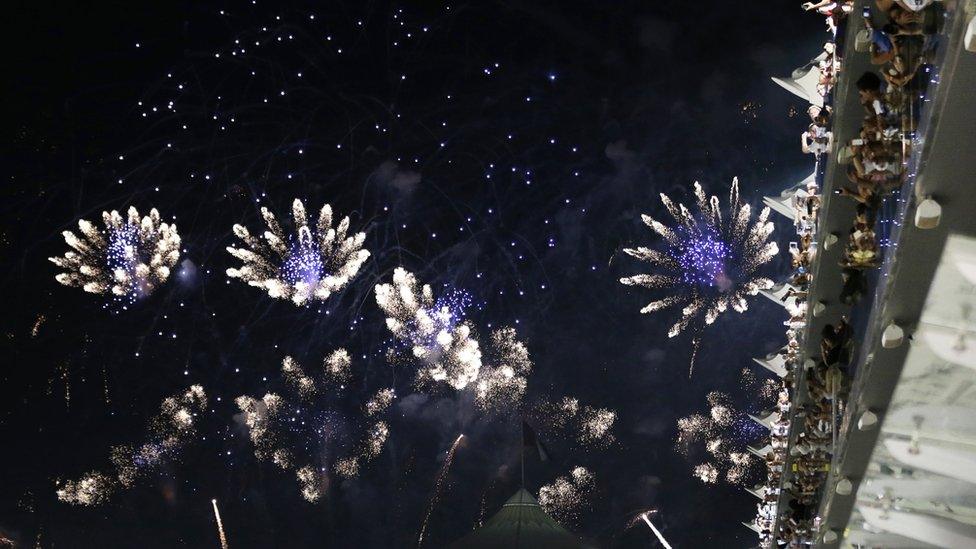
102, 363, 110, 406
417, 434, 464, 548
641, 513, 672, 549
211, 499, 229, 549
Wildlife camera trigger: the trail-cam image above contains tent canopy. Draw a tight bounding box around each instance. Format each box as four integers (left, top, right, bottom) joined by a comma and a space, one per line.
449, 489, 588, 549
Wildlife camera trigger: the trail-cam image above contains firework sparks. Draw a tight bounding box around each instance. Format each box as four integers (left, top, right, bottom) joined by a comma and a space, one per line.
57, 385, 207, 505
473, 327, 533, 410
332, 419, 391, 480
54, 472, 114, 506
323, 348, 352, 386
365, 388, 396, 417
620, 178, 776, 374
235, 393, 286, 465
49, 207, 181, 305
226, 199, 369, 306
641, 512, 673, 549
417, 434, 464, 548
296, 466, 326, 503
31, 314, 46, 337
376, 269, 532, 409
693, 463, 719, 484
538, 397, 617, 448
211, 499, 229, 549
538, 466, 595, 525
281, 356, 317, 399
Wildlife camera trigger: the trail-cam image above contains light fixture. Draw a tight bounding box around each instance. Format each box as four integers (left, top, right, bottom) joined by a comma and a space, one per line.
882, 323, 904, 348
835, 477, 853, 496
823, 529, 838, 543
814, 300, 827, 317
965, 14, 976, 52
915, 197, 941, 229
858, 410, 878, 431
823, 232, 839, 250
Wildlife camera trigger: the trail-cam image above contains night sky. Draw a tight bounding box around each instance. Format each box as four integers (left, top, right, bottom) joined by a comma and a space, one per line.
3, 1, 824, 547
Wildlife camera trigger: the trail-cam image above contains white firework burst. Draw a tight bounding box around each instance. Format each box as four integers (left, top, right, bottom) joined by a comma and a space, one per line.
620, 178, 777, 373
675, 391, 758, 486
236, 351, 396, 498
375, 268, 482, 390
537, 396, 617, 449
226, 199, 370, 306
49, 207, 181, 304
375, 268, 532, 409
538, 466, 596, 525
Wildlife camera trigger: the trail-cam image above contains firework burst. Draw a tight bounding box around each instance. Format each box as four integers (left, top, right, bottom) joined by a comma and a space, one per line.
536, 396, 617, 449
538, 466, 596, 526
226, 199, 369, 306
619, 178, 777, 374
675, 391, 761, 486
375, 268, 532, 410
49, 207, 181, 305
235, 351, 394, 500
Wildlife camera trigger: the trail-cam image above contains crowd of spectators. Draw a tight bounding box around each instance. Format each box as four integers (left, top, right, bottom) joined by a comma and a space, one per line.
751, 0, 944, 546
837, 0, 941, 273
754, 154, 824, 548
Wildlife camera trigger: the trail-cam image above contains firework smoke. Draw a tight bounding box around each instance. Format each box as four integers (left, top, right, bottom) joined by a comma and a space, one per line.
49, 207, 181, 304
226, 199, 369, 306
620, 178, 777, 374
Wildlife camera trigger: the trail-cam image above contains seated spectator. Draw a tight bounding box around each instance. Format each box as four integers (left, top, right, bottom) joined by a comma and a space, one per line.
802, 0, 854, 33
836, 178, 878, 206
858, 144, 904, 189
876, 31, 929, 90
802, 112, 833, 155
839, 267, 868, 304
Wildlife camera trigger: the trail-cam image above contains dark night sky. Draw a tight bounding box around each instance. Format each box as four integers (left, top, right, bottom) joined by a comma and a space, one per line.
3, 1, 824, 547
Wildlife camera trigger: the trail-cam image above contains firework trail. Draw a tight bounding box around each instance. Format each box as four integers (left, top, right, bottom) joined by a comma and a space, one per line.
376, 268, 532, 410
31, 314, 46, 337
619, 178, 777, 375
226, 199, 370, 306
56, 385, 207, 505
641, 512, 673, 549
417, 434, 464, 548
49, 207, 181, 305
211, 499, 229, 549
